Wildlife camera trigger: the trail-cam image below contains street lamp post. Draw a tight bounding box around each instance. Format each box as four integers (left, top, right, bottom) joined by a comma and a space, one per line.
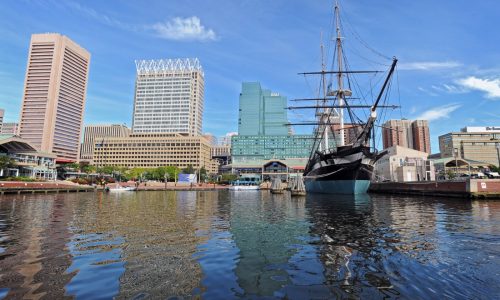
164, 172, 169, 190
496, 142, 500, 170
454, 148, 459, 178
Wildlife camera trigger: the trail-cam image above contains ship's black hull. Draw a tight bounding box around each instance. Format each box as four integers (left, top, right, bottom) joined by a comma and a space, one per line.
304, 158, 374, 194
303, 144, 382, 195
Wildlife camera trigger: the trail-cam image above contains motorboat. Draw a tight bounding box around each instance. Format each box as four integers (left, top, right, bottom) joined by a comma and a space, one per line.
106, 185, 137, 192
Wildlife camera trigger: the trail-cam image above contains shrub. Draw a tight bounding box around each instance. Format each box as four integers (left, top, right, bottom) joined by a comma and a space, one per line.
3, 176, 37, 182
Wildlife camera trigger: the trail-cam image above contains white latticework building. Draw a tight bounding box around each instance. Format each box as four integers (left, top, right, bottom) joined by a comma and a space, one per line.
132, 58, 204, 136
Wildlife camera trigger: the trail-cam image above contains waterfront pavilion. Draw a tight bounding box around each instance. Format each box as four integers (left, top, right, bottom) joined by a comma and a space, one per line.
431, 157, 487, 179
0, 134, 57, 179
221, 158, 308, 182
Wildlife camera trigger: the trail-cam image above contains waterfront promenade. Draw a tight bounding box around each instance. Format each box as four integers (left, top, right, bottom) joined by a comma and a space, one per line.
1, 179, 500, 198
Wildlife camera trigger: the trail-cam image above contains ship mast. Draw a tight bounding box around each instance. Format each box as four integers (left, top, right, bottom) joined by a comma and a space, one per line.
335, 1, 345, 147
320, 31, 328, 151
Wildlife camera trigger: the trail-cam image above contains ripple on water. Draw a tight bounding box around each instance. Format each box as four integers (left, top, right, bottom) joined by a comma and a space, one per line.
0, 191, 499, 299
65, 231, 125, 299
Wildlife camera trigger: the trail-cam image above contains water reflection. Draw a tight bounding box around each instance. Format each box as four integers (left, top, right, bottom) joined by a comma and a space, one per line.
0, 191, 499, 299
306, 194, 500, 299
0, 194, 77, 299
70, 191, 215, 299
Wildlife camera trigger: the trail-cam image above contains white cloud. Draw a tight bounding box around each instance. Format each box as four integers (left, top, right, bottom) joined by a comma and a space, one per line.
399, 61, 462, 71
415, 103, 462, 122
151, 17, 217, 41
417, 86, 438, 97
63, 2, 216, 42
456, 76, 500, 99
430, 84, 468, 94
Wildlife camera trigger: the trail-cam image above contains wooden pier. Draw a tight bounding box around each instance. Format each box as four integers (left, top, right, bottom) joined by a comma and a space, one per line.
0, 181, 95, 195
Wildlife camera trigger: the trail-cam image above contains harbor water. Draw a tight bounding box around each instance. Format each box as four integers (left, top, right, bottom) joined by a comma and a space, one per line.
0, 191, 499, 299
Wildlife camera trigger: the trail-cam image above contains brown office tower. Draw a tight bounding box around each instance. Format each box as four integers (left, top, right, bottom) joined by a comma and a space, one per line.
331, 123, 362, 145
382, 119, 413, 149
412, 120, 431, 154
382, 119, 431, 154
18, 33, 90, 162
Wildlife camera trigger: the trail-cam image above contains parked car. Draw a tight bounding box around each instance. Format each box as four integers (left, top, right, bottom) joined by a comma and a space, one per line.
485, 171, 500, 179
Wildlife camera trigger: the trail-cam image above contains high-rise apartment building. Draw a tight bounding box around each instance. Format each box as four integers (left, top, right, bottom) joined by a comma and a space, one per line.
238, 82, 288, 136
80, 124, 131, 161
382, 119, 430, 154
132, 58, 204, 135
18, 33, 90, 162
382, 119, 413, 149
332, 123, 362, 145
412, 120, 431, 154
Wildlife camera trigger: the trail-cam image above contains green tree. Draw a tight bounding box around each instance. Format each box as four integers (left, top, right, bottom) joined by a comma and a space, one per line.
221, 173, 237, 183
81, 164, 96, 174
127, 167, 147, 181
489, 165, 500, 172
0, 156, 16, 170
66, 162, 79, 170
165, 166, 180, 181
182, 164, 195, 174
199, 166, 207, 181
97, 165, 115, 175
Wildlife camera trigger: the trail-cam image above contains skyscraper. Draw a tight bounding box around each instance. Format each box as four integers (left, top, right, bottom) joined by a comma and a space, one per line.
382, 119, 413, 150
18, 33, 90, 162
412, 120, 431, 154
332, 123, 362, 145
232, 82, 314, 164
238, 82, 288, 136
382, 119, 431, 154
132, 58, 204, 135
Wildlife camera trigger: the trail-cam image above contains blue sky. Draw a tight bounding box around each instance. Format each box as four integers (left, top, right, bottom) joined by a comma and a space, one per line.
0, 0, 499, 153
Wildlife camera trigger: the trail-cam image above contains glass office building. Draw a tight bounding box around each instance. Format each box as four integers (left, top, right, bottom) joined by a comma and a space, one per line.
231, 135, 314, 164
238, 82, 288, 136
232, 82, 314, 168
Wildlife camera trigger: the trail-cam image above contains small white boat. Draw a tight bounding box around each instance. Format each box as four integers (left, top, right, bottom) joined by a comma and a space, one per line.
106, 185, 137, 192
228, 185, 260, 191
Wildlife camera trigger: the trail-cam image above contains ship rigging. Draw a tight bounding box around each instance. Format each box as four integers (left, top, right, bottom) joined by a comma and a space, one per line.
292, 1, 399, 194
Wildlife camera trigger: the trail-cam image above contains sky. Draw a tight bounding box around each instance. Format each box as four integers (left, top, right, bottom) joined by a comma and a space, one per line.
0, 0, 499, 153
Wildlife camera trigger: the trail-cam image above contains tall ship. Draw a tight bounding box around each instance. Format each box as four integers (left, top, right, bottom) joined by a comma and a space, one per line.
294, 2, 398, 194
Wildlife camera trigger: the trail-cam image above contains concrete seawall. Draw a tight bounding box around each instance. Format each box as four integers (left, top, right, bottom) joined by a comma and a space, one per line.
370, 179, 500, 199
0, 181, 95, 195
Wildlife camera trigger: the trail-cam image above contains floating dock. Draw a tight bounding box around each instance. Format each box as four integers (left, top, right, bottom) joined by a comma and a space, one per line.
369, 179, 500, 199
